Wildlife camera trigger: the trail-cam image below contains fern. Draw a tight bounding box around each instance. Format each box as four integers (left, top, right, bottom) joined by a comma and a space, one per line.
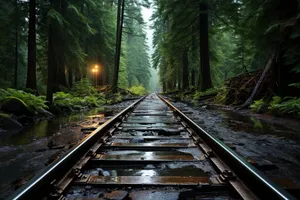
53, 91, 104, 110
276, 98, 300, 117
129, 85, 147, 96
289, 82, 300, 88
0, 88, 48, 113
73, 78, 97, 96
250, 99, 265, 113
268, 96, 282, 114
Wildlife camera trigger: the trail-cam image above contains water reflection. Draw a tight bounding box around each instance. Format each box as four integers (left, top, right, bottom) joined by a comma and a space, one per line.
0, 107, 117, 146
219, 109, 300, 140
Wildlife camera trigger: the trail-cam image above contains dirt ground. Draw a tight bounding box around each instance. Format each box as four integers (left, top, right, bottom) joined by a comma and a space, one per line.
0, 99, 136, 199
171, 99, 300, 189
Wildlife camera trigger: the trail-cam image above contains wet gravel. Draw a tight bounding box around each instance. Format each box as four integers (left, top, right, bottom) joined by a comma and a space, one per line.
0, 99, 137, 199
171, 99, 300, 187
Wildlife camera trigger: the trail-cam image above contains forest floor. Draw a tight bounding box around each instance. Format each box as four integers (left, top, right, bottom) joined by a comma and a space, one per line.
167, 95, 300, 190
0, 99, 137, 199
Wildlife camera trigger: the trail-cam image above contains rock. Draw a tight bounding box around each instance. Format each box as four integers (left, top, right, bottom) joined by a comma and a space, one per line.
48, 105, 63, 115
103, 190, 128, 200
85, 185, 92, 190
97, 168, 110, 176
145, 164, 155, 169
129, 191, 179, 200
45, 152, 60, 166
17, 115, 34, 124
82, 130, 92, 134
12, 175, 32, 190
35, 148, 48, 152
37, 108, 54, 118
49, 145, 65, 150
131, 138, 144, 143
47, 140, 55, 148
0, 128, 6, 133
81, 127, 97, 131
1, 97, 34, 116
0, 113, 23, 131
98, 120, 106, 125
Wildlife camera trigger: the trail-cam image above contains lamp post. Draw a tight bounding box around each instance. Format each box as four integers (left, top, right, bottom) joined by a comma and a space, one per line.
91, 65, 99, 87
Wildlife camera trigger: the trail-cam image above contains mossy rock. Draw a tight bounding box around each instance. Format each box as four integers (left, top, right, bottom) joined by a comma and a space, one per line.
1, 97, 34, 116
0, 113, 23, 131
48, 105, 63, 115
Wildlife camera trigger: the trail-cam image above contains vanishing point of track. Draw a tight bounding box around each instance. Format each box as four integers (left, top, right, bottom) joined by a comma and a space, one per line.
9, 94, 296, 200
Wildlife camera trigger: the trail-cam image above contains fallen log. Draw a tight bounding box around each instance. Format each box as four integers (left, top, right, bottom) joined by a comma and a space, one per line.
239, 52, 276, 109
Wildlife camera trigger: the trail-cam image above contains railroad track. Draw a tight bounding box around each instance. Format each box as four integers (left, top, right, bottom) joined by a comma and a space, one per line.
9, 94, 296, 200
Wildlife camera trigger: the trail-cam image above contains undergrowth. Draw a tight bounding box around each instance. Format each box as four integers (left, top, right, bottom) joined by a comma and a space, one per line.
193, 88, 218, 100
250, 99, 265, 113
214, 87, 228, 104
0, 88, 48, 113
129, 85, 146, 96
250, 96, 300, 118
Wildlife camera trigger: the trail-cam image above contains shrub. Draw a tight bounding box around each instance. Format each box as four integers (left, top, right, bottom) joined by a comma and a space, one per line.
0, 88, 48, 113
129, 85, 147, 96
53, 91, 105, 110
250, 99, 265, 113
214, 87, 228, 104
193, 88, 219, 101
276, 97, 300, 118
53, 92, 74, 107
114, 92, 122, 102
73, 78, 97, 96
268, 96, 282, 114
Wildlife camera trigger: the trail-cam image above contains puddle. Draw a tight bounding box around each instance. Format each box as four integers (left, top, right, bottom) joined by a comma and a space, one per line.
85, 167, 208, 177
218, 109, 300, 141
0, 107, 120, 147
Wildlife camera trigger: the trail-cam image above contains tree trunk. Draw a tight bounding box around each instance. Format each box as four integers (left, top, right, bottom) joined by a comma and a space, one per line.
14, 0, 19, 88
162, 81, 166, 93
68, 66, 73, 88
191, 69, 195, 86
26, 0, 37, 91
240, 52, 276, 109
57, 0, 68, 88
112, 0, 125, 92
177, 65, 181, 90
75, 68, 81, 82
46, 23, 54, 104
46, 0, 59, 103
199, 2, 212, 91
182, 49, 189, 90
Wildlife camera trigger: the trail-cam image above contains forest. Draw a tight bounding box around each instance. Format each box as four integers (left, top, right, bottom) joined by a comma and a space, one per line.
1, 0, 300, 121
152, 0, 300, 117
0, 0, 153, 119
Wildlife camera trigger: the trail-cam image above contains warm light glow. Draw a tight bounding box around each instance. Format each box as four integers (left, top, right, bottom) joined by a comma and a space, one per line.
92, 65, 99, 73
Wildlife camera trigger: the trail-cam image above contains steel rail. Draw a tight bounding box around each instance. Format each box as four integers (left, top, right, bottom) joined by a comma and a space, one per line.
8, 96, 146, 200
158, 94, 296, 200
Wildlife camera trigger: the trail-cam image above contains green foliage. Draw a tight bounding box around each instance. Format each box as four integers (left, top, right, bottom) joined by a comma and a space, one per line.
73, 78, 97, 96
53, 91, 105, 110
193, 88, 218, 101
268, 96, 282, 114
250, 99, 265, 113
289, 82, 300, 88
0, 112, 10, 119
214, 87, 228, 104
276, 98, 300, 118
115, 92, 122, 102
0, 88, 48, 112
129, 85, 147, 96
266, 96, 300, 117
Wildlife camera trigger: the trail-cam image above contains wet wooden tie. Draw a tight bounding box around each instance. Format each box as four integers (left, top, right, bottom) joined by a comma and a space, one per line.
63, 94, 233, 200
